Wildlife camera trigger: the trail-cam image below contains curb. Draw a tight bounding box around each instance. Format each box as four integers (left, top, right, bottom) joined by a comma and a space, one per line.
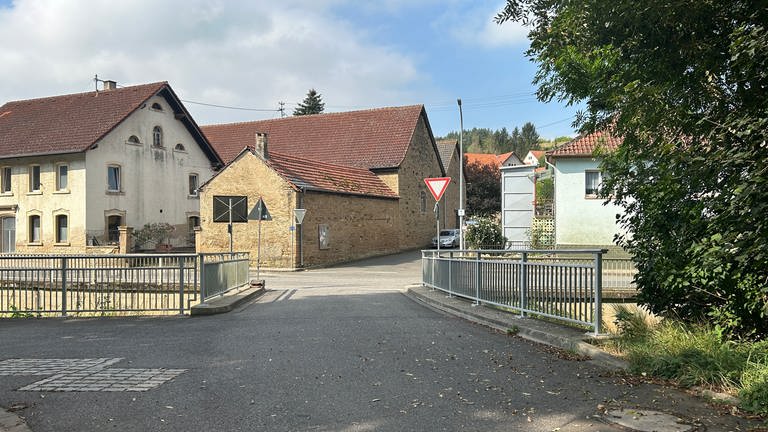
404, 285, 628, 371
0, 408, 31, 432
190, 284, 266, 316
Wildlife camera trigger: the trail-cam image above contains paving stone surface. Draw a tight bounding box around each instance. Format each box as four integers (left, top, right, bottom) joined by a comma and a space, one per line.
0, 358, 185, 392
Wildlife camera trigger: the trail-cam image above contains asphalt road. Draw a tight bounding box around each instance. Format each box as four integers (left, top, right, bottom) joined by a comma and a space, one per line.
0, 251, 756, 431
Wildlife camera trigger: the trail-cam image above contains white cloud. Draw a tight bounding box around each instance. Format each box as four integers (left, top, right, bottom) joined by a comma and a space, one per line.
434, 2, 529, 48
0, 0, 424, 124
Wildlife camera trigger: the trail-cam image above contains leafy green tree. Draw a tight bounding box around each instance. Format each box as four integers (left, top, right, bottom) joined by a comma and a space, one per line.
293, 89, 325, 116
497, 0, 768, 339
464, 156, 501, 217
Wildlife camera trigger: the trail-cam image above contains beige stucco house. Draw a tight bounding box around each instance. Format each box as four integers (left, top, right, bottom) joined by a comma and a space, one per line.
0, 81, 222, 253
199, 105, 452, 268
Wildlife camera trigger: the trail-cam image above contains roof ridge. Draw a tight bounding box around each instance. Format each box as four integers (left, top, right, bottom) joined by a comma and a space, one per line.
2, 82, 168, 106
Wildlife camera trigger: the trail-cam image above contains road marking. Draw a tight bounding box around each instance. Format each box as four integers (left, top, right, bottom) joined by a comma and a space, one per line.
0, 358, 186, 392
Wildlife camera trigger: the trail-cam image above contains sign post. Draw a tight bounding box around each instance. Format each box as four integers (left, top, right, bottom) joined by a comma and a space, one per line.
293, 209, 306, 268
248, 197, 272, 280
424, 177, 451, 253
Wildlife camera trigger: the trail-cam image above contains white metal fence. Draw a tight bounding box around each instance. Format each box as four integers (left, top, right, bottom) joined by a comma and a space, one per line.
422, 249, 617, 335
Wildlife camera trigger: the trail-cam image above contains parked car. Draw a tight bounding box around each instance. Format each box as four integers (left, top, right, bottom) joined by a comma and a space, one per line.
431, 229, 460, 248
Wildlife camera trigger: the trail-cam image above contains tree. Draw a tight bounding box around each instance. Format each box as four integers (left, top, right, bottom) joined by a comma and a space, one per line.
293, 89, 325, 116
519, 122, 540, 156
497, 1, 768, 339
464, 157, 501, 217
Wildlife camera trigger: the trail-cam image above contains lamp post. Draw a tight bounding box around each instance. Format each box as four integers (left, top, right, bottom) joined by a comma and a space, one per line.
457, 98, 465, 250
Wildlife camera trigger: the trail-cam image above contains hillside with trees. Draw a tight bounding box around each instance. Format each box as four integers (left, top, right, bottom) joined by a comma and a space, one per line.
439, 122, 570, 155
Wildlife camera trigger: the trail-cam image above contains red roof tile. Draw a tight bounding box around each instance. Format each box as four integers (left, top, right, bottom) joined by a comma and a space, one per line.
465, 153, 501, 167
201, 105, 425, 169
0, 82, 168, 158
266, 151, 397, 199
548, 130, 622, 158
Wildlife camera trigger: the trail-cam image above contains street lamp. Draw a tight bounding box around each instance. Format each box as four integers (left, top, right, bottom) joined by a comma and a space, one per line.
457, 98, 465, 250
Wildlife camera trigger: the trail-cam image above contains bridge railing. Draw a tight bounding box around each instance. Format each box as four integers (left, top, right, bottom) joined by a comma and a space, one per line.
422, 249, 609, 335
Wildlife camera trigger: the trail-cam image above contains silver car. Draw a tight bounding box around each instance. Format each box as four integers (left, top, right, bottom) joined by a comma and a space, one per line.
431, 229, 460, 248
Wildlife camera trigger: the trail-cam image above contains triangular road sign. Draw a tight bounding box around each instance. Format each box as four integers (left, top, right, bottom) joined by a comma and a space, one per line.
424, 177, 451, 201
248, 197, 272, 221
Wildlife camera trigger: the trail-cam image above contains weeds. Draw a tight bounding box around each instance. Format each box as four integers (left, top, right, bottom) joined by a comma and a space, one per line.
607, 307, 768, 416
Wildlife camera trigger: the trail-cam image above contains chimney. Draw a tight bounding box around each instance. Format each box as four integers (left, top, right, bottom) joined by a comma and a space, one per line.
102, 80, 117, 91
255, 132, 268, 160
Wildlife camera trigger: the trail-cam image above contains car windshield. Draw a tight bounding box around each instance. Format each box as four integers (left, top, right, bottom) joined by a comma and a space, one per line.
439, 230, 454, 236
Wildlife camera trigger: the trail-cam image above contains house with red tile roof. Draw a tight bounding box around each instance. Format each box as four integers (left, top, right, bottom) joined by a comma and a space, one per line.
465, 152, 522, 168
0, 81, 222, 253
198, 106, 451, 268
546, 130, 625, 247
523, 150, 546, 166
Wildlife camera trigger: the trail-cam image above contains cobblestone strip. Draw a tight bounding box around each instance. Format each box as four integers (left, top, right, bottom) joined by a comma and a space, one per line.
0, 359, 186, 392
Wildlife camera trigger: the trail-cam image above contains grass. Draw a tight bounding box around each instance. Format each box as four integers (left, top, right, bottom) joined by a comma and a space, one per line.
604, 305, 768, 417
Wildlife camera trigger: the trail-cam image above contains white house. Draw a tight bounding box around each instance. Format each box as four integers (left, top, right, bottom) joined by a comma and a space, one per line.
0, 81, 222, 253
547, 131, 624, 247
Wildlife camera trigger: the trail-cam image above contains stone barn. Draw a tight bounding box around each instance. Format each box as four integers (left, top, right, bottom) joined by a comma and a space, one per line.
197, 105, 450, 268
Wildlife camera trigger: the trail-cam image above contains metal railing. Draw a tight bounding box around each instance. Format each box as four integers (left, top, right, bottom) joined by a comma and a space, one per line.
0, 252, 251, 317
422, 249, 609, 335
199, 252, 250, 301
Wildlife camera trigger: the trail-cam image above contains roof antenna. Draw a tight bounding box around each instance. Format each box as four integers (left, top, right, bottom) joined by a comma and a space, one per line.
94, 74, 99, 92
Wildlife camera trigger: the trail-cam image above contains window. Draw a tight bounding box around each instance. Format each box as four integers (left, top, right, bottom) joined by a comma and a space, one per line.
106, 215, 122, 244
127, 135, 141, 145
1, 167, 11, 193
107, 165, 121, 192
188, 174, 199, 197
187, 216, 200, 245
585, 170, 602, 197
29, 165, 41, 192
151, 102, 163, 111
56, 164, 68, 191
420, 191, 427, 214
1, 217, 15, 253
174, 143, 186, 151
28, 215, 41, 243
153, 126, 163, 148
55, 214, 68, 243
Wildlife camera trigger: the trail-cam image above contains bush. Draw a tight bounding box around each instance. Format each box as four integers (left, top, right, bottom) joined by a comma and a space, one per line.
465, 217, 506, 249
132, 223, 175, 249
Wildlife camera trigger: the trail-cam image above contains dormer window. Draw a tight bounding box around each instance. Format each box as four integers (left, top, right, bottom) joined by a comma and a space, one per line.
153, 126, 163, 148
174, 143, 186, 151
127, 135, 141, 145
151, 102, 163, 111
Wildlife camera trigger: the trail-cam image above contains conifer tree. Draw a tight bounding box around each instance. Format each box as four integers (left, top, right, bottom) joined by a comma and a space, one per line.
293, 89, 325, 116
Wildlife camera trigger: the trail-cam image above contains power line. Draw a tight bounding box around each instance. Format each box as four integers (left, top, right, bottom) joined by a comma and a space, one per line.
180, 99, 280, 112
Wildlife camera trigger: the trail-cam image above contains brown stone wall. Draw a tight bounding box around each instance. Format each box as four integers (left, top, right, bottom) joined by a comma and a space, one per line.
197, 152, 297, 268
395, 115, 446, 249
299, 192, 399, 267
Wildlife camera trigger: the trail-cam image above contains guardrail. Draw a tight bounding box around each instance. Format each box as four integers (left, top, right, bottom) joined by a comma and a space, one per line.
0, 252, 251, 317
199, 252, 250, 301
422, 249, 609, 335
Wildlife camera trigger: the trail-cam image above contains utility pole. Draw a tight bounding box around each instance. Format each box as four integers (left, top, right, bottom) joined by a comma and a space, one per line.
279, 102, 286, 118
457, 98, 465, 250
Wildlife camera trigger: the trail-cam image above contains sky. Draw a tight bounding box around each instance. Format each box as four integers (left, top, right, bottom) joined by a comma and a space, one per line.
0, 0, 580, 140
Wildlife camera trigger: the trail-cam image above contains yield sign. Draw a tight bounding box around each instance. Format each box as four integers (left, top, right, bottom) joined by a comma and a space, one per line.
424, 177, 451, 201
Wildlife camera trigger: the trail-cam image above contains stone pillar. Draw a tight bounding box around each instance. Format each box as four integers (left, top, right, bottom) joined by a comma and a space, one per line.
118, 226, 133, 254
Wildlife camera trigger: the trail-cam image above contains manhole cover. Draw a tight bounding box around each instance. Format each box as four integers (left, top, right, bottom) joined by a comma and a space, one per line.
604, 409, 695, 432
